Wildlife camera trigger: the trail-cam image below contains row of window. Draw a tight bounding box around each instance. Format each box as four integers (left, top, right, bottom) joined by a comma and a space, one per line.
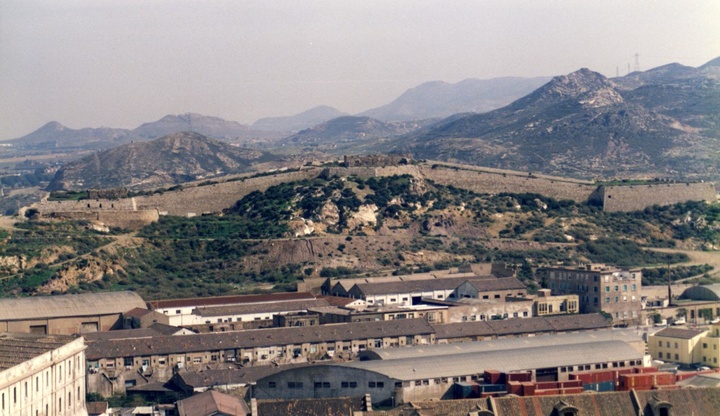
269, 381, 385, 389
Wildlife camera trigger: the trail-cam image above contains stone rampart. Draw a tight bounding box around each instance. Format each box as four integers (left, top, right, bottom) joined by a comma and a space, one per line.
35, 198, 137, 214
343, 154, 411, 167
419, 164, 596, 202
133, 169, 319, 215
326, 165, 421, 179
48, 210, 159, 229
600, 182, 717, 212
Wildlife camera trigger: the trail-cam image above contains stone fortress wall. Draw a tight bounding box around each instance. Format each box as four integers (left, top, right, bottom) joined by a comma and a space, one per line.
420, 162, 597, 202
597, 182, 717, 212
133, 169, 319, 215
31, 158, 718, 227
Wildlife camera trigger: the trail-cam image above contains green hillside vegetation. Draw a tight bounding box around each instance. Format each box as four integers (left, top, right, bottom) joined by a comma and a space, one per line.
0, 174, 717, 299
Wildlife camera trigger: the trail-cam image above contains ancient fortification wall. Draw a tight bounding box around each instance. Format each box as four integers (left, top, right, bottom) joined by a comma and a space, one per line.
326, 165, 421, 179
48, 210, 159, 229
35, 198, 136, 214
600, 182, 716, 212
419, 164, 597, 202
133, 170, 319, 215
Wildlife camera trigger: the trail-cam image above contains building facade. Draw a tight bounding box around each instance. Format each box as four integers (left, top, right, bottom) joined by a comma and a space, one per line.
542, 264, 642, 324
0, 333, 87, 416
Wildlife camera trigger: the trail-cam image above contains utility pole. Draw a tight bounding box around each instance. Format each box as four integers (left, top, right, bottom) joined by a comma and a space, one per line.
667, 255, 672, 307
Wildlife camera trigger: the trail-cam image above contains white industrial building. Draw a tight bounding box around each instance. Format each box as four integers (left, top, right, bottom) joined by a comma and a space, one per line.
0, 332, 87, 416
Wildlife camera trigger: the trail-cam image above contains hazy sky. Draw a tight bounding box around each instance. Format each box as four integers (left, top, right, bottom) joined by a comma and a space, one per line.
1, 0, 719, 139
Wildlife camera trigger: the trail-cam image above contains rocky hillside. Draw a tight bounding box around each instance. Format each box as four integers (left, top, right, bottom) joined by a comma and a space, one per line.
390, 59, 720, 180
4, 172, 717, 299
359, 76, 551, 121
47, 132, 279, 191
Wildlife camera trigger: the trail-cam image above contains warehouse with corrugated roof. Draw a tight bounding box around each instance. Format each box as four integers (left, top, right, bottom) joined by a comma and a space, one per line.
255, 334, 646, 405
0, 291, 147, 334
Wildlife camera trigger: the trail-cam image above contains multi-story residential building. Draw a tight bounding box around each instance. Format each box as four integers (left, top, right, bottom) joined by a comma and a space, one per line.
0, 333, 87, 416
542, 264, 642, 324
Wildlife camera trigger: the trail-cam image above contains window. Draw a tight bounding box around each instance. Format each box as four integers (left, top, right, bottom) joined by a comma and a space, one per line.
176, 310, 181, 314
704, 343, 708, 349
658, 352, 663, 359
369, 382, 376, 388
675, 354, 679, 360
675, 342, 678, 349
124, 358, 133, 367
268, 382, 276, 388
605, 286, 610, 292
287, 382, 303, 388
605, 297, 610, 303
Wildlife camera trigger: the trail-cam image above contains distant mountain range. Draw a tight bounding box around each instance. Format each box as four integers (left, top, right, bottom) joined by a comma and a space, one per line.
251, 106, 349, 132
386, 58, 720, 180
48, 132, 279, 191
358, 76, 551, 121
4, 75, 552, 152
6, 59, 720, 183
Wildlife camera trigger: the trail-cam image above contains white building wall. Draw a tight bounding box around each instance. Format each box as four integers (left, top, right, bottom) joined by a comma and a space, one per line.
0, 337, 87, 416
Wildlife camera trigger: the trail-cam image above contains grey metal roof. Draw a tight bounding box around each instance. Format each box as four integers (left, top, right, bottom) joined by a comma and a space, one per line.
359, 329, 643, 361
0, 291, 147, 321
341, 340, 642, 381
680, 284, 720, 301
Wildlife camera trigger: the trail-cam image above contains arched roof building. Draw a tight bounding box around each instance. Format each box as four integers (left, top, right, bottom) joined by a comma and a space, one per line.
680, 284, 720, 301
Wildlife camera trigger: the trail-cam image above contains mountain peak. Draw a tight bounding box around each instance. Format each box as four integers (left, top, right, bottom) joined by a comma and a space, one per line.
546, 68, 610, 96
38, 121, 68, 132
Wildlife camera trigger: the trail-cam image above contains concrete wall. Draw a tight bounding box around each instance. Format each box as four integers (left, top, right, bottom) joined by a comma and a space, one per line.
0, 337, 87, 416
600, 182, 716, 212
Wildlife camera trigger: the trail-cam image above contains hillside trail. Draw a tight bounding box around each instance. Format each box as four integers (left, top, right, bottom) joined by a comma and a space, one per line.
650, 247, 720, 279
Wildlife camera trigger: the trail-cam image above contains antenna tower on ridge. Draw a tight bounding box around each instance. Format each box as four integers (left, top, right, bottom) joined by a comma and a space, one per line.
634, 53, 640, 72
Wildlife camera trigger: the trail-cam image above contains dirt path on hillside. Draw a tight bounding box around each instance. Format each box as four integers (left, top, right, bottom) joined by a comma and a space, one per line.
650, 248, 720, 279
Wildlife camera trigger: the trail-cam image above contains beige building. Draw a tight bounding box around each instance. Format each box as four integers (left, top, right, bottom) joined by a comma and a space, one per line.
533, 289, 579, 316
542, 264, 642, 325
0, 333, 87, 416
0, 292, 147, 335
648, 327, 708, 365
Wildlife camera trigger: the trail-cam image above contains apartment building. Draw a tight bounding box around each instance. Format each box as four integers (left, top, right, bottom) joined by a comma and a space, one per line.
542, 264, 642, 324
